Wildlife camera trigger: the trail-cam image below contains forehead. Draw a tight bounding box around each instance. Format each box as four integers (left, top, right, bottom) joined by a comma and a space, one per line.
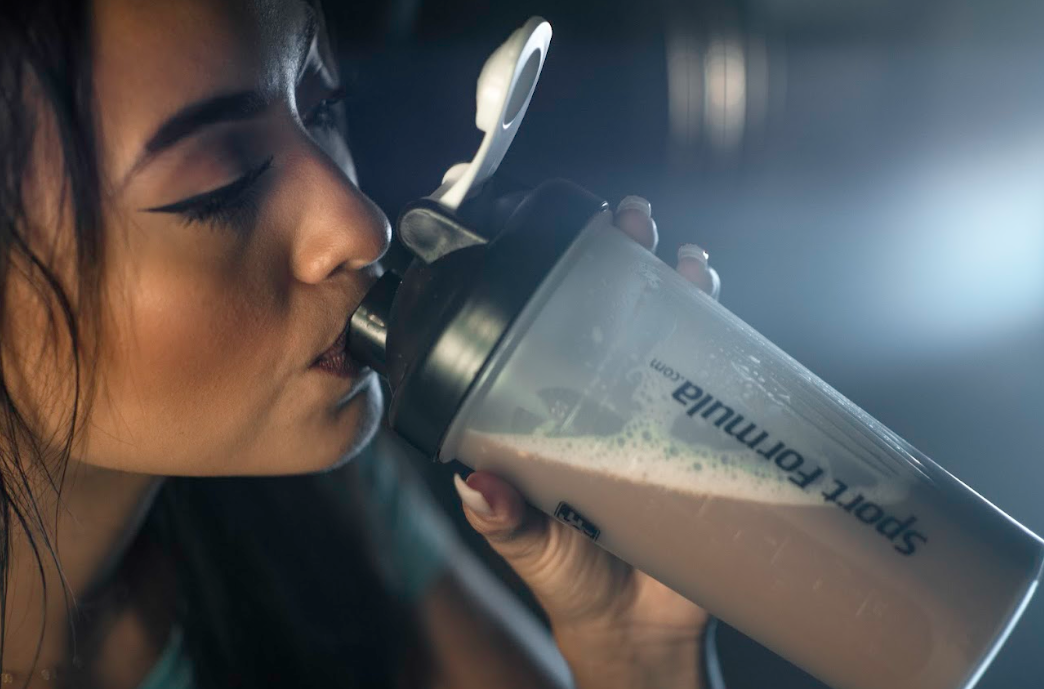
92, 0, 308, 179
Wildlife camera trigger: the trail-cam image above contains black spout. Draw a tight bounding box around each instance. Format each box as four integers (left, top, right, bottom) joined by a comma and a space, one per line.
347, 271, 401, 377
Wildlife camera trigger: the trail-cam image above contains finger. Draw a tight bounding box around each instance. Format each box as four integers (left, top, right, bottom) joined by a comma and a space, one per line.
454, 471, 547, 560
455, 472, 580, 594
454, 471, 634, 624
676, 243, 721, 301
614, 196, 658, 252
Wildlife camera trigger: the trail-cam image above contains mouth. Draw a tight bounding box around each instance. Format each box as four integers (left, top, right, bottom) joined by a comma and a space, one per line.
310, 318, 358, 379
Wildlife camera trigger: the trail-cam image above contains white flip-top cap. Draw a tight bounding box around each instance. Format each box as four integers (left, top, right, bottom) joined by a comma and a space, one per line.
429, 17, 553, 211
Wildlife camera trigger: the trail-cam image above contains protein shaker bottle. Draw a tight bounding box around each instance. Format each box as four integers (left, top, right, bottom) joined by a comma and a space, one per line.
348, 18, 1044, 689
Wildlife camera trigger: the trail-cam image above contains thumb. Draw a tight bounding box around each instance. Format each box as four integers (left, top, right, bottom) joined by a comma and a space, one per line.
453, 471, 636, 627
453, 471, 550, 566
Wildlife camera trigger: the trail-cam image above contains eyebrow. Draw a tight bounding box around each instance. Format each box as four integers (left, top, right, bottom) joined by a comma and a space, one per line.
142, 91, 269, 157
120, 7, 318, 187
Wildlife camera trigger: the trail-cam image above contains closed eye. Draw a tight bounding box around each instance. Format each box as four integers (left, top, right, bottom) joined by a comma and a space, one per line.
144, 156, 274, 229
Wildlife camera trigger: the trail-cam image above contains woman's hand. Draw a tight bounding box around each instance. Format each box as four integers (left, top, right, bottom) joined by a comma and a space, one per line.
453, 197, 720, 689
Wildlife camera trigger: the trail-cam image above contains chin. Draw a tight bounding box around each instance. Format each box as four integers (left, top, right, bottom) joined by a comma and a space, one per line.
314, 373, 384, 474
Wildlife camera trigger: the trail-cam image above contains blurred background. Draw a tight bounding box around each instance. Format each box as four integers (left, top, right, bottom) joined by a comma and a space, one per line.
329, 1, 1044, 686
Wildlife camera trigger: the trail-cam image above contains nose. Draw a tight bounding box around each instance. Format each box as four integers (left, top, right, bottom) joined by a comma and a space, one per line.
286, 143, 391, 285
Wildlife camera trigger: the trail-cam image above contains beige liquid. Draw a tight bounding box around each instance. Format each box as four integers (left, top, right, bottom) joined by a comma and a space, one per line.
459, 428, 1034, 689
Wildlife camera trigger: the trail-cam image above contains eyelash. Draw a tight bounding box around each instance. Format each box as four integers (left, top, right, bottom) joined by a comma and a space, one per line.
149, 156, 273, 230
144, 87, 346, 232
303, 86, 348, 133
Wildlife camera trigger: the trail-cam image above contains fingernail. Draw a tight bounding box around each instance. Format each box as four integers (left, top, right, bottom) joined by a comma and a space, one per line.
616, 195, 652, 218
678, 243, 709, 265
454, 473, 494, 517
708, 266, 722, 301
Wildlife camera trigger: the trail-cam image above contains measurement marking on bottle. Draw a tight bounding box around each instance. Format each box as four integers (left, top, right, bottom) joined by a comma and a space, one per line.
554, 502, 601, 542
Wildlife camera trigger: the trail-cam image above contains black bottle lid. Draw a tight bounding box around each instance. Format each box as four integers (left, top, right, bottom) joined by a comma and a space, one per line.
347, 179, 607, 458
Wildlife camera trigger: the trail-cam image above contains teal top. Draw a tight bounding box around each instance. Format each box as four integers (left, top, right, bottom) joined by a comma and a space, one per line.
135, 627, 194, 689
136, 431, 453, 689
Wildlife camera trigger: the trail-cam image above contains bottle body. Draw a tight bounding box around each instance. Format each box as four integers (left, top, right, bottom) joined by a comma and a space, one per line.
440, 212, 1043, 689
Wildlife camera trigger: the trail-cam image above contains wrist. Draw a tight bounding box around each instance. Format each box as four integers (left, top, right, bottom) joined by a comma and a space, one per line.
553, 620, 706, 689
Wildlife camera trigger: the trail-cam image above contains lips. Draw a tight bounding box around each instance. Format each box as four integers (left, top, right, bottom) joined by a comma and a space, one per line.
312, 271, 381, 379
311, 325, 357, 378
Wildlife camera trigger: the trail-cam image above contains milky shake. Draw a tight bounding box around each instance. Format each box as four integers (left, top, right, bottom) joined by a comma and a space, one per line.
459, 418, 1033, 689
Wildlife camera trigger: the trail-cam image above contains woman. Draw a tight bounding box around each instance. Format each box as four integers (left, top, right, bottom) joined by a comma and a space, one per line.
0, 0, 718, 687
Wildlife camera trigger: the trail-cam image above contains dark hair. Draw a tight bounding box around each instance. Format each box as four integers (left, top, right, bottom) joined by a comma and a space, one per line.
0, 0, 102, 680
0, 1, 428, 687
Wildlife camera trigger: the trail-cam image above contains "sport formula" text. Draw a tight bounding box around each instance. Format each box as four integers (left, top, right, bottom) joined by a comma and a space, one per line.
650, 358, 928, 557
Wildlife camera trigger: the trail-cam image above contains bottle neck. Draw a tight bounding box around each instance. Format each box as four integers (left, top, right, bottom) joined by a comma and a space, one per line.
347, 272, 401, 378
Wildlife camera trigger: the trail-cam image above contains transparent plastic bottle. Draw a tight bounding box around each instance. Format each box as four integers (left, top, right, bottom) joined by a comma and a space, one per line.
351, 180, 1043, 689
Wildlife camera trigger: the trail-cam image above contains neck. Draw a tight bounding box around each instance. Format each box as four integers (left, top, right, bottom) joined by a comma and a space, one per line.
3, 461, 163, 679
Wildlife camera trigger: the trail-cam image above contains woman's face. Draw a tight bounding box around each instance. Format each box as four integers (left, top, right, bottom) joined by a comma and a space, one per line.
15, 0, 391, 476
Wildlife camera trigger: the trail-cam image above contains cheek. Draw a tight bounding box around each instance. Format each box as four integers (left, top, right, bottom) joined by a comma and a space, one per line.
89, 251, 294, 468
132, 269, 275, 383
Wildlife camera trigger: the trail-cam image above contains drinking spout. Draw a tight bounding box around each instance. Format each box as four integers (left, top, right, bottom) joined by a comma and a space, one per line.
347, 271, 401, 377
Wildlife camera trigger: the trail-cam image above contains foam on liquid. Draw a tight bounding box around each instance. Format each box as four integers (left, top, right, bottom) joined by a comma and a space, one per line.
482, 378, 905, 508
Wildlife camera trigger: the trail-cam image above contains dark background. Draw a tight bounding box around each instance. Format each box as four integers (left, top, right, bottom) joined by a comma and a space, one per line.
330, 1, 1044, 687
